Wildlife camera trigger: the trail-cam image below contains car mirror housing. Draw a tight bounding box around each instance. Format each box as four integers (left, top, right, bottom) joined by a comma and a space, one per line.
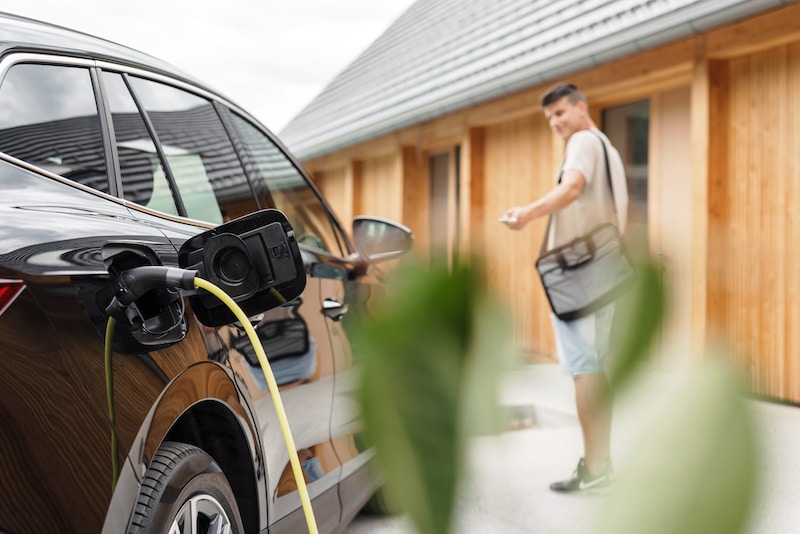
352, 216, 414, 264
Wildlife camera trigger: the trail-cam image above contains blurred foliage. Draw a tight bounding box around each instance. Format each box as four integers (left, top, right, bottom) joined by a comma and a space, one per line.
607, 256, 667, 393
354, 259, 512, 534
601, 246, 757, 534
597, 357, 757, 534
355, 246, 758, 534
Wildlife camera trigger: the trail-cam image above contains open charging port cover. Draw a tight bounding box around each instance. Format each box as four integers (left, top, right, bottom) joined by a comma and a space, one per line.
179, 209, 306, 327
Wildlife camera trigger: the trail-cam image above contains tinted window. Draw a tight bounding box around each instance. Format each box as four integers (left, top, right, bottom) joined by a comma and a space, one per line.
0, 63, 108, 192
229, 113, 345, 255
104, 72, 177, 215
127, 76, 255, 223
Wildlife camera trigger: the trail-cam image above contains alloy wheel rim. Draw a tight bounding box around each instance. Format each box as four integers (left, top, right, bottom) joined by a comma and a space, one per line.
168, 493, 232, 534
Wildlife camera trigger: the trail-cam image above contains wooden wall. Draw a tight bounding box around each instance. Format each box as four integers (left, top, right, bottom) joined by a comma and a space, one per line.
401, 146, 430, 255
707, 42, 800, 401
299, 3, 800, 402
481, 115, 557, 357
650, 87, 693, 371
359, 154, 403, 222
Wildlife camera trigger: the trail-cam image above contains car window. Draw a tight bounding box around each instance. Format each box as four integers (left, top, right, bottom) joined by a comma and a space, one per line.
103, 72, 178, 215
0, 63, 108, 193
125, 76, 256, 223
229, 113, 346, 256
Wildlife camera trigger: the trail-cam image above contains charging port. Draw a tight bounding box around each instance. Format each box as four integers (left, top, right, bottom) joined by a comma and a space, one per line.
102, 244, 189, 347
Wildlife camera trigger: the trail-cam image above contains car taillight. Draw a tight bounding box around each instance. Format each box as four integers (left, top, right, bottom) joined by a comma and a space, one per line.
0, 279, 25, 317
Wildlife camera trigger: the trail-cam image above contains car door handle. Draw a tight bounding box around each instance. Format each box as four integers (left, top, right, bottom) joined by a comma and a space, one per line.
322, 298, 348, 321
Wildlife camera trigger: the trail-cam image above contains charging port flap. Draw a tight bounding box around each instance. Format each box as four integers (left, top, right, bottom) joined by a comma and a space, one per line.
178, 209, 307, 327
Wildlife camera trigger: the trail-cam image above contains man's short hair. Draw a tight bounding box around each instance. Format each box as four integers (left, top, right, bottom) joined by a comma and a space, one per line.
540, 83, 587, 108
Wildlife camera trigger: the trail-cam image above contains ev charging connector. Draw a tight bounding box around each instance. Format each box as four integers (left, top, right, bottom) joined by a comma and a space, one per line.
102, 245, 192, 348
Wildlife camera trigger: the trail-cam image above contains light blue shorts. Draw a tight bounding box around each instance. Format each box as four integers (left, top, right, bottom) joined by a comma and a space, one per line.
551, 303, 615, 376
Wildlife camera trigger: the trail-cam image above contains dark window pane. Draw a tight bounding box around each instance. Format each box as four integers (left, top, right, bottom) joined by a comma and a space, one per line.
229, 113, 344, 255
429, 153, 450, 258
602, 100, 649, 234
128, 77, 255, 223
0, 64, 108, 192
104, 72, 177, 215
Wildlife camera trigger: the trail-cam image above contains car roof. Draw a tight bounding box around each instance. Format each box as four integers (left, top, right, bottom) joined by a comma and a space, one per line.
0, 11, 210, 91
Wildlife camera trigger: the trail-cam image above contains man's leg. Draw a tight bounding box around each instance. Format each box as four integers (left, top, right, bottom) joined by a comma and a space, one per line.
574, 371, 612, 475
549, 304, 615, 491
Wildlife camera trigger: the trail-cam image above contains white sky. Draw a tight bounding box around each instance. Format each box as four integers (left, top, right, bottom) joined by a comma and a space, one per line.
2, 0, 416, 132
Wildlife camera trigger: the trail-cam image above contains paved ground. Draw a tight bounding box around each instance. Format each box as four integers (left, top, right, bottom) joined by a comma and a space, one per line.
345, 363, 800, 533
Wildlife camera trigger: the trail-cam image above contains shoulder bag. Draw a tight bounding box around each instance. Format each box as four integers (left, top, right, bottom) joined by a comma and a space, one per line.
535, 132, 634, 321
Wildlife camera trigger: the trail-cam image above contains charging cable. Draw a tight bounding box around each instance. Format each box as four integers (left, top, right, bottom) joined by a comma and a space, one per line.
194, 277, 318, 534
104, 270, 319, 534
105, 315, 119, 491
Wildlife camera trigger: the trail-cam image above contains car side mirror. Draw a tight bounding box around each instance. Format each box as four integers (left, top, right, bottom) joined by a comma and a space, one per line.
352, 216, 414, 263
179, 209, 306, 327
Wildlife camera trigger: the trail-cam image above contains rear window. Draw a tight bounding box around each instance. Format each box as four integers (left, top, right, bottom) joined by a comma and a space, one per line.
110, 75, 258, 223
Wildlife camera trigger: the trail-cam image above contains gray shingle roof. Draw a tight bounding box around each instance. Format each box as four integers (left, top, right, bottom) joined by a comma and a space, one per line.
280, 0, 791, 160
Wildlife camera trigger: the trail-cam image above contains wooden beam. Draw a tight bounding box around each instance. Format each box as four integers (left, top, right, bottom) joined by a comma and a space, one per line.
690, 39, 711, 363
706, 2, 800, 59
349, 160, 363, 217
401, 146, 429, 253
461, 127, 485, 255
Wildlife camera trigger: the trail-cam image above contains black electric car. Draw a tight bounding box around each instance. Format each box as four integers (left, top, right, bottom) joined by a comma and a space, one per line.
0, 12, 412, 534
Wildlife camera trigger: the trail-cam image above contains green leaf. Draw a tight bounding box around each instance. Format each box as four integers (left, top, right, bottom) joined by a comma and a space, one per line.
459, 293, 514, 438
596, 359, 757, 534
608, 258, 667, 392
355, 260, 511, 534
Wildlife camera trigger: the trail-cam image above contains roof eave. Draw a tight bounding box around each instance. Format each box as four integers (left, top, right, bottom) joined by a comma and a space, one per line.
287, 0, 791, 161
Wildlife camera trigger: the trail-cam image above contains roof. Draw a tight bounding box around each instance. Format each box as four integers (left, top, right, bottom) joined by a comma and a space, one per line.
280, 0, 792, 160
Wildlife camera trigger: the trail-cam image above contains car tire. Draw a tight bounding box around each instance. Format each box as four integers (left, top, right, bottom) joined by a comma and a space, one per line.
127, 441, 245, 534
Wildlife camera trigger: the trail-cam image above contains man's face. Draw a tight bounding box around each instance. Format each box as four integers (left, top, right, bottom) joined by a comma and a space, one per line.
543, 96, 588, 140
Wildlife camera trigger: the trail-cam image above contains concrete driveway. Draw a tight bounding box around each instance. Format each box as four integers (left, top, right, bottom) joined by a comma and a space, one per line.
345, 364, 800, 533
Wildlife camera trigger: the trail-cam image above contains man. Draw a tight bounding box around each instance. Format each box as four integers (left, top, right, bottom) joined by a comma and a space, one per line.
502, 82, 628, 492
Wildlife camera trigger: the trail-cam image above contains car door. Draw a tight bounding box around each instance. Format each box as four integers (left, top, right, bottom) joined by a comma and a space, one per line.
97, 69, 350, 530
222, 111, 369, 532
223, 112, 401, 528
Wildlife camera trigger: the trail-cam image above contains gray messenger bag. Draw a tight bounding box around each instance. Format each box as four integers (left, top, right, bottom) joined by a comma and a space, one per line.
536, 133, 634, 321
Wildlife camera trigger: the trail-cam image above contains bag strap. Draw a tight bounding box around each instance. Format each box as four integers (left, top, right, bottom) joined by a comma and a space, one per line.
592, 130, 617, 216
539, 130, 613, 257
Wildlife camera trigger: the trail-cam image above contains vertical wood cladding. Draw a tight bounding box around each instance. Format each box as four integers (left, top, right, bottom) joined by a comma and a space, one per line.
708, 43, 800, 401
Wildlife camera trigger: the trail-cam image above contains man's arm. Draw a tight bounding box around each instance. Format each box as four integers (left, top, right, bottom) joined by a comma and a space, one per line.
501, 169, 585, 230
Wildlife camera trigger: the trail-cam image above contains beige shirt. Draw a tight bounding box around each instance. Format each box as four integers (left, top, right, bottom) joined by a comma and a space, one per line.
550, 128, 628, 248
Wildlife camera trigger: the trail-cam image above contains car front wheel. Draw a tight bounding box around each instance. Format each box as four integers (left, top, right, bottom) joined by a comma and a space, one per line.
128, 441, 244, 534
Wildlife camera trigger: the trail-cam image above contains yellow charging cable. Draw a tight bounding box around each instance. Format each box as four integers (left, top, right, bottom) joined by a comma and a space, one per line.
105, 316, 120, 492
194, 277, 319, 534
104, 277, 318, 533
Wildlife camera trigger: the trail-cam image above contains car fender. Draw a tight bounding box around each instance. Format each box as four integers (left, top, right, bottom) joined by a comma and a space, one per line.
103, 360, 268, 533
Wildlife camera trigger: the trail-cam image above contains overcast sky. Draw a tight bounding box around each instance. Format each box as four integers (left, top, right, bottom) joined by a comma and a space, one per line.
2, 0, 416, 132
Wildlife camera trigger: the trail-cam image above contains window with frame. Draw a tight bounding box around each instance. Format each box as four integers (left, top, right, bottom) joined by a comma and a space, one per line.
118, 75, 257, 223
0, 63, 109, 193
228, 113, 346, 256
103, 71, 177, 215
602, 99, 649, 244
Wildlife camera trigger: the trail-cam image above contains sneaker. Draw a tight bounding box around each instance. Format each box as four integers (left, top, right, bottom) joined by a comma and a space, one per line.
549, 457, 612, 492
